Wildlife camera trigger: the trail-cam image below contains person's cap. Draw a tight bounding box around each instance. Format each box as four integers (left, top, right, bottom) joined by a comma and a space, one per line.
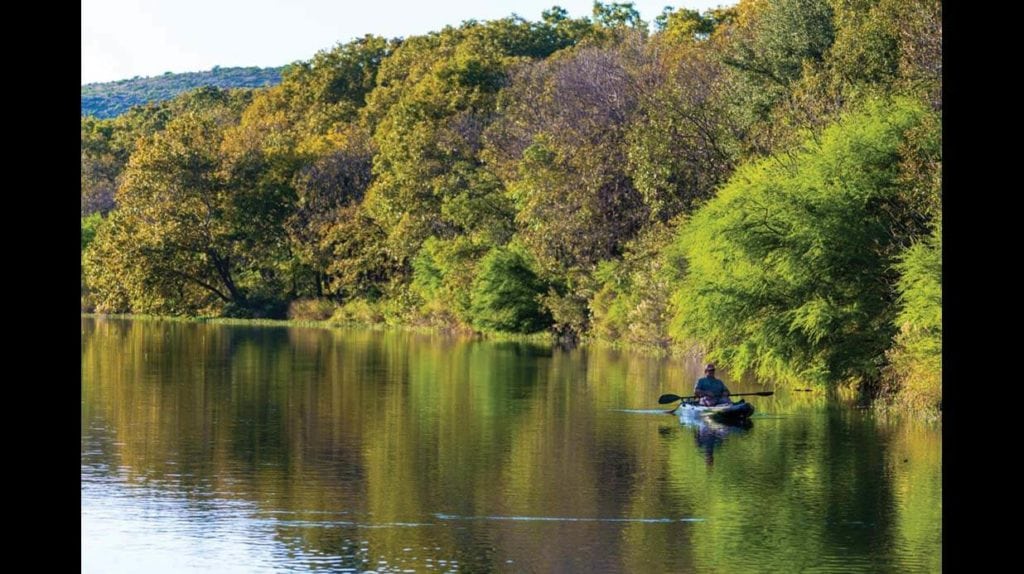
705, 363, 715, 371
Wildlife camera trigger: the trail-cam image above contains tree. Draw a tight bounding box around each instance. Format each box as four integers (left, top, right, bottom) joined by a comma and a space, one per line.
80, 117, 122, 215
469, 247, 552, 333
363, 18, 586, 269
824, 0, 941, 110
84, 90, 287, 315
590, 222, 676, 347
592, 1, 645, 30
883, 218, 941, 411
627, 25, 743, 221
722, 0, 835, 89
278, 35, 397, 135
485, 36, 650, 277
410, 236, 490, 326
715, 0, 837, 154
668, 98, 937, 390
654, 7, 716, 42
483, 35, 654, 338
215, 36, 397, 301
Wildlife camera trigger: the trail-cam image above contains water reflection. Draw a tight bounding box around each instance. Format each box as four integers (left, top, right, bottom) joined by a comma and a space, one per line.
82, 318, 941, 573
692, 418, 752, 467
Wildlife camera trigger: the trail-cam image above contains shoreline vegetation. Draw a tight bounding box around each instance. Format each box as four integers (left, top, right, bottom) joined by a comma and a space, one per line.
81, 1, 941, 418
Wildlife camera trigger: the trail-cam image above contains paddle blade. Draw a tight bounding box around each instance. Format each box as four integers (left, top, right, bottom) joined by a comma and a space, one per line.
752, 391, 774, 396
658, 393, 683, 404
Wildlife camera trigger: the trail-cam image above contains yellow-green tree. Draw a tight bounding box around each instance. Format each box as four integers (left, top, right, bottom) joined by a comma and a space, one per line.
668, 98, 938, 391
84, 89, 286, 315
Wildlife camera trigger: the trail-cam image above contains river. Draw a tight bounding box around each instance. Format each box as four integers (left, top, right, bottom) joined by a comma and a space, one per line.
81, 317, 941, 572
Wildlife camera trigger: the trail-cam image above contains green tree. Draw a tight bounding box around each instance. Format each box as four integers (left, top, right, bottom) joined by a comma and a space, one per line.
822, 0, 941, 110
411, 236, 490, 326
592, 1, 645, 30
716, 0, 837, 154
590, 222, 676, 347
469, 247, 552, 333
883, 219, 941, 411
278, 35, 397, 135
484, 34, 651, 335
81, 117, 123, 215
485, 36, 649, 276
81, 213, 103, 252
723, 0, 835, 89
363, 18, 583, 268
323, 205, 400, 301
217, 36, 397, 301
627, 25, 743, 222
655, 7, 712, 39
81, 213, 105, 311
668, 98, 937, 390
84, 90, 286, 316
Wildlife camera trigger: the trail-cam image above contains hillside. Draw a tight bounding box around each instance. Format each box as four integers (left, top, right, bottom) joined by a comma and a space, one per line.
81, 66, 284, 118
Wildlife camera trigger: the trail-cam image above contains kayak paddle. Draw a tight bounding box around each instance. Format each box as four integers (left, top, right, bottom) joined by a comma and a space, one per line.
657, 391, 775, 404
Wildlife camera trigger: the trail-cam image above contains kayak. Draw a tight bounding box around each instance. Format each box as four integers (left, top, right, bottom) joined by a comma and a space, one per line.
673, 399, 754, 424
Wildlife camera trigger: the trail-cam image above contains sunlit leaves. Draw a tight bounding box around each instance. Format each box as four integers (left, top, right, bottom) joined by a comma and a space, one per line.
668, 98, 937, 388
883, 219, 941, 411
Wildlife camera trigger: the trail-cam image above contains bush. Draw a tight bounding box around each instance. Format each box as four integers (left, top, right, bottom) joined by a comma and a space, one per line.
589, 223, 675, 348
81, 213, 103, 252
329, 299, 385, 325
287, 298, 337, 321
411, 236, 487, 323
469, 248, 552, 334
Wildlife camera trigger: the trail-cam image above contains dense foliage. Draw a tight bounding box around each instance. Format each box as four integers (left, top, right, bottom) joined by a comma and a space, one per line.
82, 66, 283, 118
82, 1, 941, 411
883, 218, 941, 410
668, 98, 936, 389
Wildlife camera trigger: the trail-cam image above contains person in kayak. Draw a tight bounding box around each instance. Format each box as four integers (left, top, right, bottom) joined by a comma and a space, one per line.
694, 363, 731, 406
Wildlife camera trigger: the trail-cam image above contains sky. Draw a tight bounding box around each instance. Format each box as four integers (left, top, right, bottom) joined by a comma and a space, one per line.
82, 0, 732, 85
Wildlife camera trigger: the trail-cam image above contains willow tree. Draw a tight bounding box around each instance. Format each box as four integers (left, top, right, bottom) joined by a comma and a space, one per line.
668, 97, 938, 390
883, 218, 941, 412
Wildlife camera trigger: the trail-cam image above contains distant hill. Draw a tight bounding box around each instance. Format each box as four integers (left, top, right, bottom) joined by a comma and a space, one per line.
81, 66, 285, 118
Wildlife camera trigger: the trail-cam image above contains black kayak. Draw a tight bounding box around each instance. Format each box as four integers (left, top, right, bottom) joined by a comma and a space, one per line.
672, 399, 754, 424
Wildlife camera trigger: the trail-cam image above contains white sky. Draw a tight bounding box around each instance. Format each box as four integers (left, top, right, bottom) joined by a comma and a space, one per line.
82, 0, 733, 84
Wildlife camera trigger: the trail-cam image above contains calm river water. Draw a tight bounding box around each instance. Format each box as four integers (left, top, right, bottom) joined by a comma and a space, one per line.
81, 317, 941, 573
